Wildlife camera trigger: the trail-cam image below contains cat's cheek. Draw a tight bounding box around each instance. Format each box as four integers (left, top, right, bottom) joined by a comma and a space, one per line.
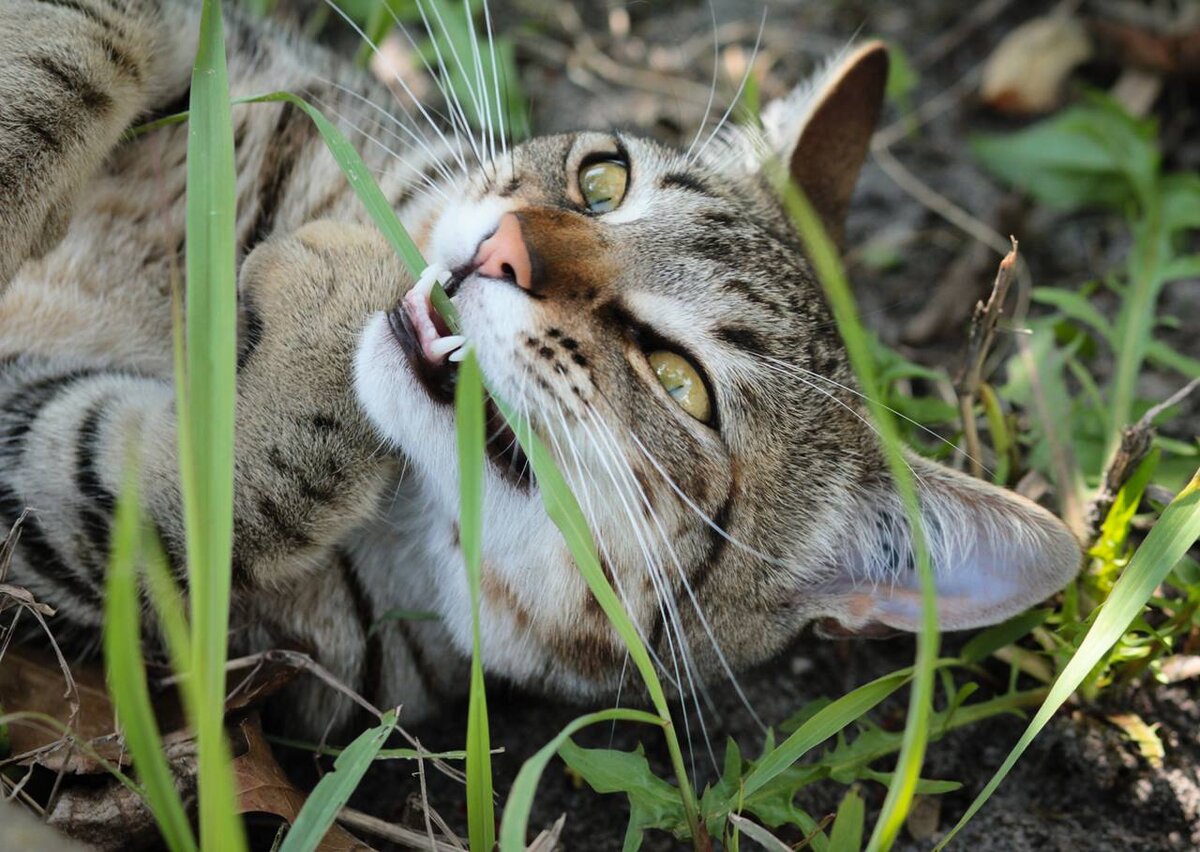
352, 314, 458, 497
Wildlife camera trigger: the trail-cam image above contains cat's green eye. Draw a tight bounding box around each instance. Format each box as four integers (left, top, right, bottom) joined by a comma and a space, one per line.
579, 159, 628, 213
648, 351, 711, 423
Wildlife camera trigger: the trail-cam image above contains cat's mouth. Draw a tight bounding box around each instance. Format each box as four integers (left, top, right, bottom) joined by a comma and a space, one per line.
387, 280, 531, 489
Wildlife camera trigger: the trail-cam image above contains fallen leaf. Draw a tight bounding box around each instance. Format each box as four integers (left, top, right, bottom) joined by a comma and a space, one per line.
981, 16, 1093, 114
232, 715, 374, 852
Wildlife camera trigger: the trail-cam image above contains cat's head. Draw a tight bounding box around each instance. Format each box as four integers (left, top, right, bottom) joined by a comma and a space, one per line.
354, 42, 1081, 697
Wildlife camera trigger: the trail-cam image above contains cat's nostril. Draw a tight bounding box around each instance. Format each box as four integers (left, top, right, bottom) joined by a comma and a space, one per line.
472, 212, 533, 291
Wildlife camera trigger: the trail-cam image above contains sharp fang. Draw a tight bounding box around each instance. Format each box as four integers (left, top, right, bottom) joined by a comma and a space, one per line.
414, 262, 451, 297
448, 346, 469, 363
428, 335, 466, 359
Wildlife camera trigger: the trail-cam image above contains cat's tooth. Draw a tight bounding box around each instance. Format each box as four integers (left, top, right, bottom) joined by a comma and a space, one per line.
448, 346, 468, 363
414, 262, 451, 298
427, 335, 466, 359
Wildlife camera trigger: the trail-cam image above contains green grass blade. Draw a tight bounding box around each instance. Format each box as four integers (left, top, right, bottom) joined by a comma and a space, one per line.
771, 167, 938, 852
279, 710, 399, 852
456, 351, 495, 851
500, 401, 704, 840
1108, 204, 1167, 450
184, 2, 245, 848
498, 709, 665, 851
936, 468, 1200, 849
828, 787, 866, 852
245, 92, 427, 275
739, 667, 916, 800
127, 90, 427, 276
104, 466, 197, 852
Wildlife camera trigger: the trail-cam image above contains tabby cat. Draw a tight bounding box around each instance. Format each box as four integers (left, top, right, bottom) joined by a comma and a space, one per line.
0, 0, 1081, 733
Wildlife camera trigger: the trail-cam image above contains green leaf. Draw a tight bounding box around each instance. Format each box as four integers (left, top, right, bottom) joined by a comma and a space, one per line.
828, 787, 865, 852
1160, 172, 1200, 234
559, 741, 689, 850
938, 469, 1200, 848
770, 167, 940, 852
738, 668, 915, 801
456, 351, 495, 852
279, 710, 398, 852
1146, 340, 1200, 378
1030, 287, 1115, 342
1091, 451, 1159, 564
184, 3, 246, 849
497, 709, 665, 851
971, 95, 1159, 212
104, 467, 197, 852
960, 609, 1052, 664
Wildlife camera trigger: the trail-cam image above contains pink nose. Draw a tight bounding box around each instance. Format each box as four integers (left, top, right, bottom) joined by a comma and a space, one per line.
473, 213, 532, 291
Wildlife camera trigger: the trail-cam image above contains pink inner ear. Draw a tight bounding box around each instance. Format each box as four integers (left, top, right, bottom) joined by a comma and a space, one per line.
809, 450, 1083, 635
814, 615, 901, 640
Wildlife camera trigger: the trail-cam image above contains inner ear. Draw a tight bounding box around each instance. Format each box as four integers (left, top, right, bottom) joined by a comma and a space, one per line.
810, 451, 1082, 636
765, 41, 889, 246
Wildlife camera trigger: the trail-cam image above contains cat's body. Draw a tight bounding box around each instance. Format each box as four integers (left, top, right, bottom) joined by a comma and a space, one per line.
0, 0, 1081, 734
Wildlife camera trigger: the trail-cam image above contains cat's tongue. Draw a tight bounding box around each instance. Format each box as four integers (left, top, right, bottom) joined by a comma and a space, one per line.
403, 264, 464, 365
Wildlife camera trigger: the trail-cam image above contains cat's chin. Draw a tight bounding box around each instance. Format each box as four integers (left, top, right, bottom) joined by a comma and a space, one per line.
353, 311, 531, 496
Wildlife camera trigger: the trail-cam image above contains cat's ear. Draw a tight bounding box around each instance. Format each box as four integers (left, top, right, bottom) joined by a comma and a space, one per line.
761, 41, 888, 245
806, 451, 1082, 636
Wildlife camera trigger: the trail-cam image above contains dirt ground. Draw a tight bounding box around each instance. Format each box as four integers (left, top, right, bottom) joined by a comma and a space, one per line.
332, 0, 1200, 849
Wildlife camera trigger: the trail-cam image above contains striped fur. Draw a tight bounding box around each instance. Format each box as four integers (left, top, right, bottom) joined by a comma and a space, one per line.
0, 1, 1080, 735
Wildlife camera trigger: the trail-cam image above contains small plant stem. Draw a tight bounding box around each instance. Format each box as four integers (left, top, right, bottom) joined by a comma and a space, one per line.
1087, 377, 1200, 540
955, 239, 1018, 478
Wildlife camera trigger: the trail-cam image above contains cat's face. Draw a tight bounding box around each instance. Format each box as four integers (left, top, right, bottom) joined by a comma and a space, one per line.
354, 43, 1081, 698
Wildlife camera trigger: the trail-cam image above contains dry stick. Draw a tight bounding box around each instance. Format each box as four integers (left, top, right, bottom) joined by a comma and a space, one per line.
1085, 376, 1200, 541
156, 649, 464, 784
337, 806, 464, 852
955, 239, 1019, 478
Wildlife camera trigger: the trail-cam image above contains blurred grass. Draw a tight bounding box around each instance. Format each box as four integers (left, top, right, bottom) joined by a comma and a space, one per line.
180, 1, 244, 847
455, 351, 496, 851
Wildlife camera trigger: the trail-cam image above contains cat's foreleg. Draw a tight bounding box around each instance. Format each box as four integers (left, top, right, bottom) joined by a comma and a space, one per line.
0, 223, 406, 629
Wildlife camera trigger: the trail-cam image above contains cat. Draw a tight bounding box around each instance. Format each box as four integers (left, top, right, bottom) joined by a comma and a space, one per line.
0, 0, 1081, 734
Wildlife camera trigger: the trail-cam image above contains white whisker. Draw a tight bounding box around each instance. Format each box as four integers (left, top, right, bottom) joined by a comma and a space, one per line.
694, 7, 767, 162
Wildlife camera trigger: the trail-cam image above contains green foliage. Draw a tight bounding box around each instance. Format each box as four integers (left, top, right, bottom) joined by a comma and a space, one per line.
279, 711, 399, 852
560, 741, 689, 850
180, 2, 245, 848
975, 95, 1200, 448
103, 470, 197, 852
455, 351, 496, 852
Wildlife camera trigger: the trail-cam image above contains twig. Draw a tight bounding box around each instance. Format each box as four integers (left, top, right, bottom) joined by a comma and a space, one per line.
156, 649, 465, 783
526, 815, 567, 852
1086, 377, 1200, 540
955, 239, 1019, 478
871, 146, 1012, 256
337, 806, 465, 852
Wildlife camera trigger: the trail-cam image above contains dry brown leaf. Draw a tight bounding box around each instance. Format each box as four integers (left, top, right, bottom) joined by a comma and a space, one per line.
231, 715, 374, 852
981, 16, 1093, 114
0, 646, 301, 774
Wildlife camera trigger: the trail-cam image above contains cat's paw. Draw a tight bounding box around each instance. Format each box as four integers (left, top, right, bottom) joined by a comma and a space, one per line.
235, 221, 412, 430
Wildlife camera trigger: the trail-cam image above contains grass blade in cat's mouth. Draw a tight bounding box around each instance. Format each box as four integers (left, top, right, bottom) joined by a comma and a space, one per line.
386, 273, 530, 487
